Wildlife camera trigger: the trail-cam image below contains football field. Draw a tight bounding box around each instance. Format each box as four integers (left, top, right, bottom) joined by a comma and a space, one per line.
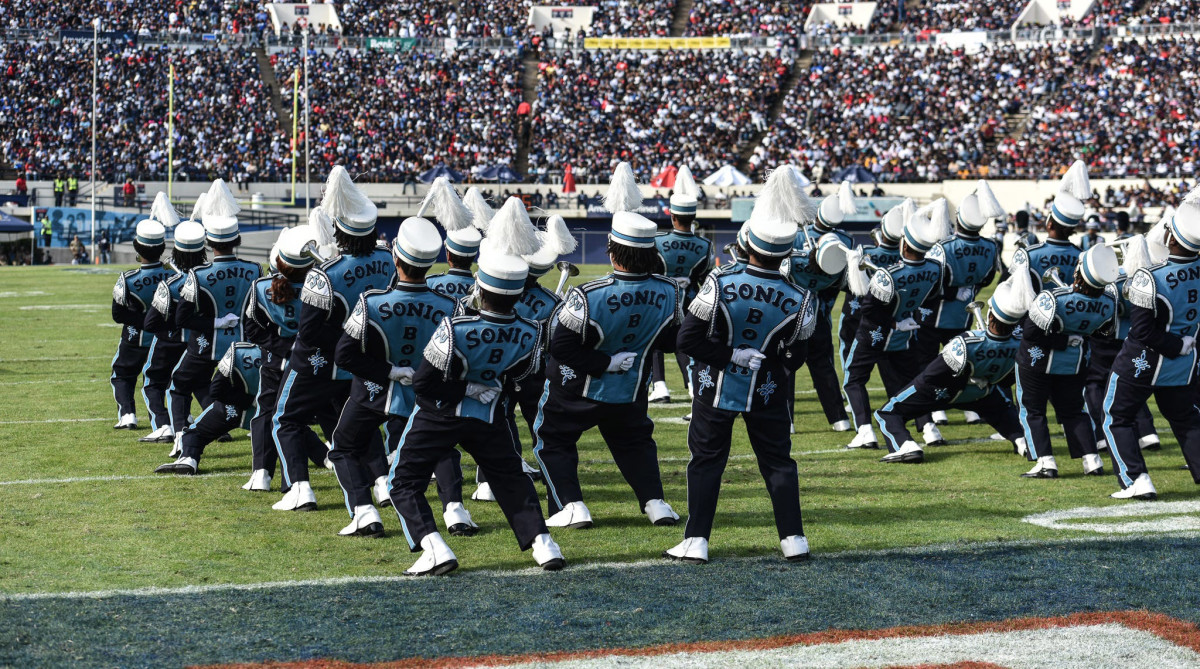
2, 265, 1200, 667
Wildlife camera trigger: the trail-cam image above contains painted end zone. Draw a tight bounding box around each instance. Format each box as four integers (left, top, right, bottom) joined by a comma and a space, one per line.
205, 612, 1200, 668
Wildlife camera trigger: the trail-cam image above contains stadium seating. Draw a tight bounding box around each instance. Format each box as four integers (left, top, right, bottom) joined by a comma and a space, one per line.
6, 0, 268, 34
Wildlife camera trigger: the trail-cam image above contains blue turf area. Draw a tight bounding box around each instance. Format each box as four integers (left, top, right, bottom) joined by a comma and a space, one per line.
4, 535, 1198, 667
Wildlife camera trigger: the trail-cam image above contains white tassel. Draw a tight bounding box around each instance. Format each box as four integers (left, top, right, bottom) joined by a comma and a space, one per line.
486, 197, 542, 257
204, 179, 241, 218
1007, 261, 1037, 314
150, 192, 180, 229
1147, 215, 1171, 263
308, 207, 336, 258
674, 165, 700, 198
845, 248, 870, 297
1118, 234, 1151, 275
604, 162, 644, 214
546, 214, 577, 255
188, 193, 208, 222
417, 177, 472, 232
1059, 159, 1092, 200
463, 187, 495, 232
975, 179, 1005, 219
838, 181, 857, 216
920, 198, 952, 241
749, 165, 817, 226
321, 165, 375, 225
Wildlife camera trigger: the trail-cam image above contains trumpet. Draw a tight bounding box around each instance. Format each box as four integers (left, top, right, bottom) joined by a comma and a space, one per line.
965, 300, 987, 331
858, 256, 884, 275
554, 260, 579, 297
300, 240, 327, 263
1042, 267, 1069, 289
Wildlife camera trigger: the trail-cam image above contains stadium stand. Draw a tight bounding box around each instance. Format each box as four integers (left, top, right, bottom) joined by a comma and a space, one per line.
3, 0, 269, 34
336, 0, 449, 38
684, 0, 812, 37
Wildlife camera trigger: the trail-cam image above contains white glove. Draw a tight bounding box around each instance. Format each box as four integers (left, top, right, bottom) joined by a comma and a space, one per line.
895, 318, 920, 332
730, 348, 766, 371
1182, 335, 1196, 355
606, 352, 638, 372
465, 382, 498, 404
673, 277, 691, 290
388, 366, 415, 385
956, 286, 975, 302
1067, 335, 1084, 347
213, 314, 240, 330
969, 377, 988, 390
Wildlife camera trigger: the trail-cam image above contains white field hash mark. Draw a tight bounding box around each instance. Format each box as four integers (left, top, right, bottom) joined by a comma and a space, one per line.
1023, 500, 1200, 534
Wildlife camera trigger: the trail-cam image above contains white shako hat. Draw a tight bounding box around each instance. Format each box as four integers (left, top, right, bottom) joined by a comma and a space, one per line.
669, 165, 700, 216
476, 253, 529, 296
1050, 159, 1092, 228
817, 181, 857, 228
744, 164, 812, 257
202, 178, 241, 243
1079, 245, 1119, 288
173, 220, 206, 252
1169, 186, 1200, 253
393, 217, 443, 268
275, 226, 318, 269
958, 179, 1005, 232
135, 219, 166, 247
988, 278, 1031, 325
880, 198, 913, 244
816, 232, 848, 274
904, 199, 948, 253
322, 165, 377, 236
445, 227, 482, 257
524, 215, 578, 277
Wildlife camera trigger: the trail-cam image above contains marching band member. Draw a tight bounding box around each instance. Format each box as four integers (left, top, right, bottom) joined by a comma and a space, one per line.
534, 163, 683, 529
426, 183, 486, 301
837, 200, 907, 384
388, 248, 565, 575
1009, 161, 1090, 294
1016, 245, 1119, 479
271, 167, 395, 511
1103, 197, 1200, 499
665, 165, 817, 564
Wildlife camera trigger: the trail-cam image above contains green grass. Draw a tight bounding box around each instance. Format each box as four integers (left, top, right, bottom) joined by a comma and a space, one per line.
1, 264, 1197, 596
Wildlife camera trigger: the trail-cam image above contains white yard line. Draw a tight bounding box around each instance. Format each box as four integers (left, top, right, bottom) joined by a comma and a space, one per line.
0, 472, 246, 486
0, 356, 110, 363
0, 378, 101, 386
0, 417, 110, 425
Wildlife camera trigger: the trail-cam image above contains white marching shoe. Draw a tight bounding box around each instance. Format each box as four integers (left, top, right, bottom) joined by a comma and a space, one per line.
405, 532, 458, 576
471, 481, 496, 502
1111, 473, 1157, 500
663, 537, 709, 564
648, 380, 671, 403
922, 422, 946, 446
1140, 434, 1162, 450
644, 499, 679, 526
962, 410, 983, 425
168, 432, 183, 458
272, 481, 317, 511
372, 476, 392, 508
830, 419, 852, 432
323, 457, 334, 471
1015, 437, 1029, 458
1082, 453, 1105, 476
991, 432, 1007, 441
531, 533, 566, 571
154, 456, 198, 475
242, 469, 271, 491
443, 501, 479, 537
1097, 439, 1109, 452
139, 425, 174, 443
114, 413, 137, 430
781, 535, 810, 561
931, 410, 949, 425
880, 440, 924, 464
1022, 456, 1059, 479
339, 505, 384, 538
546, 501, 593, 529
846, 424, 879, 450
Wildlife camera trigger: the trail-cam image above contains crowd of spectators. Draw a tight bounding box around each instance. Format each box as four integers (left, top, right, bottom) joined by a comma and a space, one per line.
528, 48, 790, 183
336, 0, 451, 38
1127, 0, 1200, 23
272, 47, 523, 181
683, 1, 812, 37
0, 41, 285, 183
871, 1, 1031, 33
0, 0, 270, 35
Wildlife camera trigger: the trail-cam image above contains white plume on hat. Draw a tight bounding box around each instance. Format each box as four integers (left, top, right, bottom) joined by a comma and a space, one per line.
1116, 234, 1151, 275
308, 207, 337, 260
524, 215, 577, 269
1007, 258, 1037, 312
975, 179, 1005, 219
188, 193, 208, 222
322, 165, 378, 228
419, 177, 472, 232
674, 165, 700, 199
463, 187, 495, 232
916, 198, 952, 242
204, 179, 241, 219
880, 198, 913, 243
482, 197, 542, 257
844, 247, 871, 297
838, 181, 857, 216
749, 165, 817, 226
149, 192, 180, 229
1059, 159, 1093, 200
1147, 215, 1171, 263
604, 162, 644, 214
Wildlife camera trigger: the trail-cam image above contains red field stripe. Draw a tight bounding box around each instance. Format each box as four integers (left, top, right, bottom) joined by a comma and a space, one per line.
197, 610, 1200, 669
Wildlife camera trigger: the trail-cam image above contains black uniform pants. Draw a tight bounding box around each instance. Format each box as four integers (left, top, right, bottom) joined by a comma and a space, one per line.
271, 370, 346, 490
1015, 366, 1095, 461
876, 384, 1023, 452
1084, 366, 1156, 444
533, 384, 664, 516
385, 415, 465, 507
650, 349, 691, 390
1102, 373, 1200, 487
389, 406, 547, 552
168, 351, 215, 433
181, 401, 244, 460
843, 340, 926, 430
684, 400, 803, 541
789, 311, 845, 425
325, 398, 399, 512
110, 339, 149, 417
142, 339, 185, 430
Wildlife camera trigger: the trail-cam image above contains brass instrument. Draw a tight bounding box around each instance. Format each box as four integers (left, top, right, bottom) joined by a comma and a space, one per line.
965, 300, 987, 331
554, 260, 579, 297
